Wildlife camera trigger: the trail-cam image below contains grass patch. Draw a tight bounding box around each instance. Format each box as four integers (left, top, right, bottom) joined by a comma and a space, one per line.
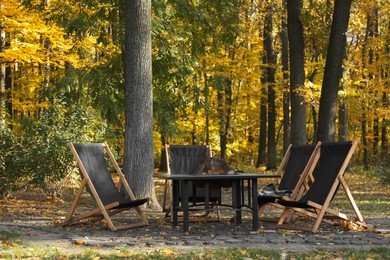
0, 230, 23, 251
0, 230, 21, 241
292, 247, 390, 260
1, 246, 389, 259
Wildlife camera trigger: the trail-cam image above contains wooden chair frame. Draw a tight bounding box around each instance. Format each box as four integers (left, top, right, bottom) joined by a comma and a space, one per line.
61, 142, 148, 231
258, 143, 321, 220
277, 140, 366, 232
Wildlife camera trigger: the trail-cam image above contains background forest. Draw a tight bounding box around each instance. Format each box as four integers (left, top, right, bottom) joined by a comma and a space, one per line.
0, 0, 389, 198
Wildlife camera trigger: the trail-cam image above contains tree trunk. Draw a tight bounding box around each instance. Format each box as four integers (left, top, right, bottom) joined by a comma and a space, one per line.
359, 5, 378, 169
287, 0, 306, 145
338, 101, 348, 141
317, 0, 352, 142
382, 22, 389, 160
381, 92, 388, 159
370, 6, 379, 156
204, 70, 210, 145
256, 58, 267, 167
123, 0, 160, 210
0, 26, 5, 128
373, 117, 379, 155
264, 9, 277, 170
219, 78, 232, 159
281, 0, 290, 154
362, 103, 369, 170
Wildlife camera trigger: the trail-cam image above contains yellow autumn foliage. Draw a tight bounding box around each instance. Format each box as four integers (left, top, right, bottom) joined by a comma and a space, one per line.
1, 0, 120, 117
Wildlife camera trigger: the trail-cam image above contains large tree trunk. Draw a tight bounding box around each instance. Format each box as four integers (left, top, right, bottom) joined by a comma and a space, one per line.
287, 0, 307, 145
317, 0, 352, 142
123, 0, 160, 210
264, 9, 277, 170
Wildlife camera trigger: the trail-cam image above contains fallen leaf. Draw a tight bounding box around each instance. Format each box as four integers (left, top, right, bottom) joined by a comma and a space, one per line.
161, 248, 176, 256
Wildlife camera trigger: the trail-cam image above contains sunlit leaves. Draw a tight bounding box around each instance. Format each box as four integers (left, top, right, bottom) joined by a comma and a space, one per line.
1, 0, 389, 169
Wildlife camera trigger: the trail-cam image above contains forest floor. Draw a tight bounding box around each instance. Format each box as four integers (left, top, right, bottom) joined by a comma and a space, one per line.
0, 172, 389, 257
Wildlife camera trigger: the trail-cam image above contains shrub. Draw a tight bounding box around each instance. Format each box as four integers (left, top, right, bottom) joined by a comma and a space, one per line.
26, 102, 111, 198
0, 101, 117, 199
0, 127, 29, 198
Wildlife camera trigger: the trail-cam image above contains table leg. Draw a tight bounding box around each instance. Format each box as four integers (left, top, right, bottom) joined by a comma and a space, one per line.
205, 181, 210, 210
247, 179, 252, 206
232, 180, 242, 224
241, 180, 245, 206
252, 178, 259, 230
172, 180, 179, 226
182, 180, 189, 232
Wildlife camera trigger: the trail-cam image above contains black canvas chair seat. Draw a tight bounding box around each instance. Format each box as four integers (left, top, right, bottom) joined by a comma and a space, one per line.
61, 143, 149, 231
257, 143, 320, 219
169, 145, 222, 203
278, 142, 352, 208
277, 141, 366, 232
74, 144, 148, 208
162, 144, 222, 221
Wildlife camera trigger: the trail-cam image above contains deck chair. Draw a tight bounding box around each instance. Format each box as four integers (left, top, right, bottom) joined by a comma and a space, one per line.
277, 141, 366, 232
258, 143, 321, 220
61, 143, 149, 231
162, 144, 222, 221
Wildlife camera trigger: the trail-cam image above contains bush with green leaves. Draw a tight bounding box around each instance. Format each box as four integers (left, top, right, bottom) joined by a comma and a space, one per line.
0, 101, 117, 199
0, 126, 30, 197
29, 102, 112, 198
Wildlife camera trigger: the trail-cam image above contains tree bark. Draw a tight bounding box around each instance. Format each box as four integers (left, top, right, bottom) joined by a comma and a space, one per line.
0, 26, 5, 128
123, 0, 160, 210
219, 78, 232, 159
287, 0, 307, 145
338, 101, 348, 141
370, 6, 379, 156
362, 103, 369, 170
359, 4, 377, 169
256, 58, 267, 167
264, 9, 277, 170
204, 69, 210, 145
317, 0, 352, 142
381, 92, 388, 159
281, 0, 290, 154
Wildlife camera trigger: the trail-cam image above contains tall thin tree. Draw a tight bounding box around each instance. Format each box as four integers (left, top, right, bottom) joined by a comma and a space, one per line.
281, 0, 290, 154
256, 57, 267, 167
0, 20, 5, 128
264, 7, 277, 169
